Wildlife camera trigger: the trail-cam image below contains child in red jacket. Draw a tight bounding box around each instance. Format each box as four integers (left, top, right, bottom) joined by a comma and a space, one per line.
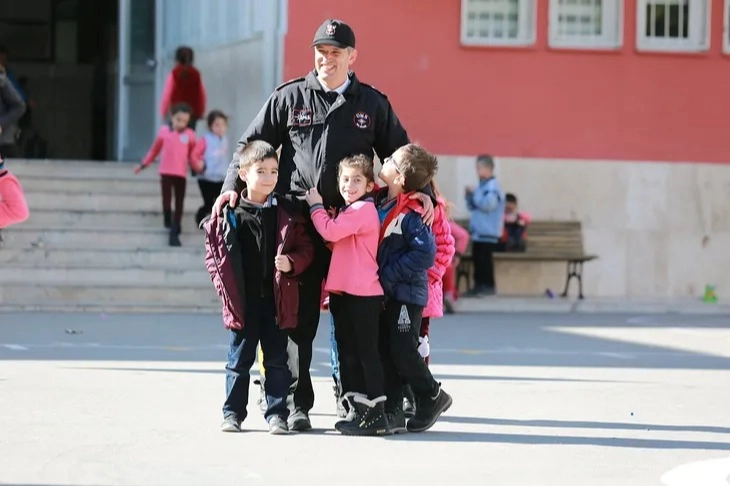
159, 46, 206, 130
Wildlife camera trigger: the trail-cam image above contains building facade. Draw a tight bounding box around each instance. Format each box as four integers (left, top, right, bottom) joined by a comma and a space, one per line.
284, 0, 730, 299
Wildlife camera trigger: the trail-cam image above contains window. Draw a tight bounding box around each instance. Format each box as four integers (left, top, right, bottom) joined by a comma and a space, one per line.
636, 0, 710, 52
549, 0, 622, 49
461, 0, 536, 46
724, 0, 730, 53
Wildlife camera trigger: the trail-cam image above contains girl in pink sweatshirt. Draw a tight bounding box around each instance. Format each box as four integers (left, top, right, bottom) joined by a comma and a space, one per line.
0, 156, 29, 228
305, 154, 387, 433
134, 103, 202, 246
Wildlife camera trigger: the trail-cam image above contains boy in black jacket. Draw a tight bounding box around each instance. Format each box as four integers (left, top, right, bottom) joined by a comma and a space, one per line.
203, 141, 313, 434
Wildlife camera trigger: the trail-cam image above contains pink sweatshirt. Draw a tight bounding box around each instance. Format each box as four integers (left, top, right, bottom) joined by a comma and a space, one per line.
449, 220, 470, 255
310, 200, 383, 297
140, 126, 200, 178
0, 171, 30, 228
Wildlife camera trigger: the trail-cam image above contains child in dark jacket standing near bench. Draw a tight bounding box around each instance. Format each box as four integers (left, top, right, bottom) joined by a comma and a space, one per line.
376, 143, 453, 434
203, 140, 314, 435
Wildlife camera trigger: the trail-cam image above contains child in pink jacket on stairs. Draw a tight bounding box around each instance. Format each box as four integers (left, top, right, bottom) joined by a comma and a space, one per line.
133, 103, 203, 247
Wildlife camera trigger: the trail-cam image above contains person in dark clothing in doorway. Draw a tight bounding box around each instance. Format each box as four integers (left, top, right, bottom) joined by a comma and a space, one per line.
203, 140, 314, 434
211, 19, 435, 432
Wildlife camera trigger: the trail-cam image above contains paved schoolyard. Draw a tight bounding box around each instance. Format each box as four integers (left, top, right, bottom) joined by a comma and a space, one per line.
0, 311, 729, 486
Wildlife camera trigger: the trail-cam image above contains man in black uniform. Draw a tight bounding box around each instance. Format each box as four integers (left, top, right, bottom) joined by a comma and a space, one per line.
213, 19, 433, 432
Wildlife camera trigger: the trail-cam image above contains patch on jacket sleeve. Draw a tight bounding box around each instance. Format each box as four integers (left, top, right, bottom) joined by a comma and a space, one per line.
382, 214, 405, 238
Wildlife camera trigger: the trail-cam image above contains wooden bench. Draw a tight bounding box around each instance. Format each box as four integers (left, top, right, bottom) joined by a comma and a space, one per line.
455, 220, 598, 299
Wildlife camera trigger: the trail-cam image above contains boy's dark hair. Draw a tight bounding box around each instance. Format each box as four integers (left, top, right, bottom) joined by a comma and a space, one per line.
237, 140, 278, 169
175, 46, 194, 65
170, 103, 191, 116
397, 143, 438, 192
339, 154, 375, 183
506, 193, 517, 204
476, 154, 495, 169
207, 110, 228, 129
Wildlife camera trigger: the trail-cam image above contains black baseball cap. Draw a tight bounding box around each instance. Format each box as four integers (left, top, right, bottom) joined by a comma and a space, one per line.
311, 19, 356, 49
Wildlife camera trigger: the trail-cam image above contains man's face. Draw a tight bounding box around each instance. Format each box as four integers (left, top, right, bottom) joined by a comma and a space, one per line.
477, 162, 493, 180
314, 45, 356, 86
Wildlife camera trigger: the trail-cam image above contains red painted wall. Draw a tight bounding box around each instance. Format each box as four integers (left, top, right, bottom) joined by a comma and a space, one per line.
284, 0, 729, 163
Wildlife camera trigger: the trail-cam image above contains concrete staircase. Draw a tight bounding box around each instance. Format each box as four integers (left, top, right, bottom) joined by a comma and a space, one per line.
0, 160, 220, 313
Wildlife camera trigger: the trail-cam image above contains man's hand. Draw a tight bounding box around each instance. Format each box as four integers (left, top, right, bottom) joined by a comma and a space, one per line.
212, 190, 238, 217
409, 192, 435, 226
304, 187, 323, 206
274, 254, 292, 273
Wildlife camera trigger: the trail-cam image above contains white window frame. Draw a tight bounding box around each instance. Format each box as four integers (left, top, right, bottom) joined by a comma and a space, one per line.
461, 0, 537, 47
722, 0, 730, 54
636, 0, 711, 52
548, 0, 623, 49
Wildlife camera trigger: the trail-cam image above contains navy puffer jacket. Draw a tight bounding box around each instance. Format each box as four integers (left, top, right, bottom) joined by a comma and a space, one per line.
376, 191, 436, 307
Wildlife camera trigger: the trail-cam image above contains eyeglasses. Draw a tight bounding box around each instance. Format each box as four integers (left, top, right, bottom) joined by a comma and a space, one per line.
384, 156, 400, 172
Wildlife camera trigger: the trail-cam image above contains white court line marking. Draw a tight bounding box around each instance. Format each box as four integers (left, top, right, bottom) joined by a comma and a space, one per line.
661, 456, 730, 486
2, 344, 29, 351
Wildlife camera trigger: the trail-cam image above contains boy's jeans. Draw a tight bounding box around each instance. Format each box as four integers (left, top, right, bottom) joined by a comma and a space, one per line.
223, 303, 291, 422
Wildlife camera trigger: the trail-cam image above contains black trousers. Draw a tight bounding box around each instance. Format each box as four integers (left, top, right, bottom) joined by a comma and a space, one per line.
379, 300, 438, 412
472, 241, 499, 290
196, 179, 223, 225
329, 293, 384, 400
160, 175, 186, 227
285, 218, 330, 413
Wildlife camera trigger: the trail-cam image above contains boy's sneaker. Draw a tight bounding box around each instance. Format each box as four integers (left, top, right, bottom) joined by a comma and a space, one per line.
220, 414, 242, 432
407, 385, 453, 433
267, 416, 289, 435
386, 407, 407, 434
288, 409, 312, 432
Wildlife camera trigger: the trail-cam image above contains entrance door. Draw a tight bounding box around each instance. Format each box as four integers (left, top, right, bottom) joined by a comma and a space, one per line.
116, 0, 158, 161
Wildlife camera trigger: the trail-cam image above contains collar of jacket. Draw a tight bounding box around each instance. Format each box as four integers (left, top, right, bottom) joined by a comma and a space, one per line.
378, 191, 423, 243
305, 70, 360, 96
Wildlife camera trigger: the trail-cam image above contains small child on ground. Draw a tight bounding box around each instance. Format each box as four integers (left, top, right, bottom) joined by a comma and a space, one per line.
203, 140, 314, 435
305, 154, 388, 436
375, 143, 453, 434
193, 110, 229, 226
0, 155, 29, 229
134, 103, 202, 246
464, 154, 505, 297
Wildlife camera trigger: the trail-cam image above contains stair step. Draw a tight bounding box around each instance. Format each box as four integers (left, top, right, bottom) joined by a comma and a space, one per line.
0, 284, 221, 307
26, 209, 202, 229
0, 247, 204, 269
2, 225, 206, 249
24, 191, 204, 212
0, 266, 211, 287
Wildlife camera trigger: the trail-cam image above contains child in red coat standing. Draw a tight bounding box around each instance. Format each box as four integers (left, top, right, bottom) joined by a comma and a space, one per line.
159, 46, 206, 130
